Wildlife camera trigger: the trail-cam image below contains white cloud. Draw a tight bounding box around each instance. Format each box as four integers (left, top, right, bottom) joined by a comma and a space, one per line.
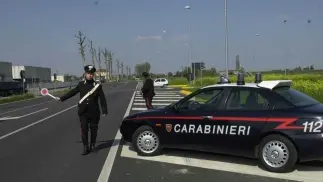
135, 35, 162, 41
172, 34, 189, 41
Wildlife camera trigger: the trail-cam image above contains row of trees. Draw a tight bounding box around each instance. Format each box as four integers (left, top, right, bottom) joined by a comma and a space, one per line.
135, 62, 151, 76
75, 31, 131, 82
170, 66, 217, 78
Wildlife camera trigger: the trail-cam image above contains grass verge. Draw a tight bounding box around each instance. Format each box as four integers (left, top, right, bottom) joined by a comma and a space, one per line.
52, 88, 71, 95
0, 88, 72, 104
0, 94, 35, 104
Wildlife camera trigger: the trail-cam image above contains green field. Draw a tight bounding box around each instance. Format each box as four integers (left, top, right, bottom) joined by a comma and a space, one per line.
169, 74, 323, 102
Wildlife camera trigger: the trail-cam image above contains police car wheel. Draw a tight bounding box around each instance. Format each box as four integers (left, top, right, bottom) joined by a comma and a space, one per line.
132, 125, 161, 156
258, 134, 298, 173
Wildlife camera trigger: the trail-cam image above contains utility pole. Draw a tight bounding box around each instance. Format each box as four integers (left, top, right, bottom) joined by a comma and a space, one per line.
184, 5, 193, 83
224, 0, 229, 78
116, 59, 120, 82
125, 65, 128, 81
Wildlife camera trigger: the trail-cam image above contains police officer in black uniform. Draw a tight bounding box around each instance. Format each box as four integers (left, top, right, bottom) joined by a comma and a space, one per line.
57, 65, 108, 155
141, 72, 155, 109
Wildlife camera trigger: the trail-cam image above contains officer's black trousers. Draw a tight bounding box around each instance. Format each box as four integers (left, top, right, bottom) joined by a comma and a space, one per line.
79, 115, 100, 146
144, 96, 153, 109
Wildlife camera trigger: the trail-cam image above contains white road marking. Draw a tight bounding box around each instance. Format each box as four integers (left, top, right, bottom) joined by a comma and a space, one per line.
0, 105, 77, 140
148, 94, 181, 97
133, 103, 170, 106
120, 144, 323, 182
135, 96, 183, 99
0, 108, 48, 120
135, 99, 179, 102
135, 91, 177, 95
131, 108, 147, 111
0, 101, 51, 116
97, 83, 138, 182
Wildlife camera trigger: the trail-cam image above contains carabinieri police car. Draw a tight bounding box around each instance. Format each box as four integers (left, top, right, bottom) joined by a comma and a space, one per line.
120, 73, 323, 173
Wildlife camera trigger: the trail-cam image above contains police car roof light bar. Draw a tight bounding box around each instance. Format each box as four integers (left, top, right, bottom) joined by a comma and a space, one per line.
255, 72, 262, 83
219, 75, 228, 84
257, 80, 292, 90
236, 72, 245, 85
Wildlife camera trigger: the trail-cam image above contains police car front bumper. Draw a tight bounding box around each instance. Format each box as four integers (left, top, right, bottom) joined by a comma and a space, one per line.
293, 133, 323, 162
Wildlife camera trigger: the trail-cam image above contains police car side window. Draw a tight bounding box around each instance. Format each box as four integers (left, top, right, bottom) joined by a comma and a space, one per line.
225, 89, 270, 111
179, 89, 223, 110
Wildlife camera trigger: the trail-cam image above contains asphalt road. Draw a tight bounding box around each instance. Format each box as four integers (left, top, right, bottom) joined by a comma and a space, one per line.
0, 81, 136, 182
1, 81, 322, 182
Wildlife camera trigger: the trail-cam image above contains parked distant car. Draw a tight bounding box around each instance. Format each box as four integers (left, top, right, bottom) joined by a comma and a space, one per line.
153, 78, 168, 88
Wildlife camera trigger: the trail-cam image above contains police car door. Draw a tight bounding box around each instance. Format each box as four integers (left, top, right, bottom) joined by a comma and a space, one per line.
169, 87, 225, 151
214, 87, 272, 157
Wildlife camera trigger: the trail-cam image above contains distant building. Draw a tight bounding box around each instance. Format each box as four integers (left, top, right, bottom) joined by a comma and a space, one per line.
218, 70, 237, 75
0, 61, 13, 81
51, 74, 78, 82
95, 69, 110, 80
12, 65, 51, 83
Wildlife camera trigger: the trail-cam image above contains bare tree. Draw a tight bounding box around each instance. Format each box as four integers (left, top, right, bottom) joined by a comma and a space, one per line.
94, 47, 102, 83
116, 59, 121, 81
121, 61, 124, 81
102, 48, 111, 82
88, 39, 96, 67
75, 31, 87, 67
108, 52, 113, 80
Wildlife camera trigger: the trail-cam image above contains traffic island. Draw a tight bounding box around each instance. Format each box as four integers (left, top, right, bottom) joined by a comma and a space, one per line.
179, 90, 192, 96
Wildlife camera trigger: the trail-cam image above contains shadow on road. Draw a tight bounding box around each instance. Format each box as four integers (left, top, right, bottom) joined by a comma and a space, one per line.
123, 142, 323, 172
76, 139, 121, 152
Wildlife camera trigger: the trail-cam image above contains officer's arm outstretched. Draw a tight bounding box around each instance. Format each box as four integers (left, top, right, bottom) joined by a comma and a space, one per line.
59, 82, 81, 102
98, 85, 108, 115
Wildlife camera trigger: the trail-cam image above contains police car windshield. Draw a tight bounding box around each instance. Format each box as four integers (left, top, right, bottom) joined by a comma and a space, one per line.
274, 86, 320, 107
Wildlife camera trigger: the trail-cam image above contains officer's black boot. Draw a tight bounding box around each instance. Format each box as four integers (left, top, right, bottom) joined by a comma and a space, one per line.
82, 145, 90, 155
81, 131, 90, 155
90, 130, 97, 152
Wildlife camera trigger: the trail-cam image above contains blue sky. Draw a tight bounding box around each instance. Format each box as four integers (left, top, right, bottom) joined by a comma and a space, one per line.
1, 0, 322, 76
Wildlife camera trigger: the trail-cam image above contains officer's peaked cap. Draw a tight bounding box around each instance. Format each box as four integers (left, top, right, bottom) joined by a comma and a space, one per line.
142, 72, 149, 77
84, 65, 96, 73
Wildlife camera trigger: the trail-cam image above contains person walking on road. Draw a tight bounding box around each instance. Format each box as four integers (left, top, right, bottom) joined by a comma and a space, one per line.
141, 72, 155, 109
56, 65, 108, 155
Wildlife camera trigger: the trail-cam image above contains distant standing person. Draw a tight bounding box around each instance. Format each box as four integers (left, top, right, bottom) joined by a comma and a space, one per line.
141, 72, 155, 109
56, 65, 108, 155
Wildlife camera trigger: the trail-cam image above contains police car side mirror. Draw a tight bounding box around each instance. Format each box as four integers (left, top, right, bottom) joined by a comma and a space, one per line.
188, 101, 201, 110
172, 104, 179, 112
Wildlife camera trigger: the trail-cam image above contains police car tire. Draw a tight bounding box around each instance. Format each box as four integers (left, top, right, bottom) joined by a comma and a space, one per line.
132, 125, 162, 156
258, 134, 298, 173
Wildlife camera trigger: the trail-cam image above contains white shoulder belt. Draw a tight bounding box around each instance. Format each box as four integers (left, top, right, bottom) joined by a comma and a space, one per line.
79, 83, 100, 104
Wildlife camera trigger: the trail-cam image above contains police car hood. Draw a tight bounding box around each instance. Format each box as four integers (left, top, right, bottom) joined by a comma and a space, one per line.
124, 107, 168, 120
